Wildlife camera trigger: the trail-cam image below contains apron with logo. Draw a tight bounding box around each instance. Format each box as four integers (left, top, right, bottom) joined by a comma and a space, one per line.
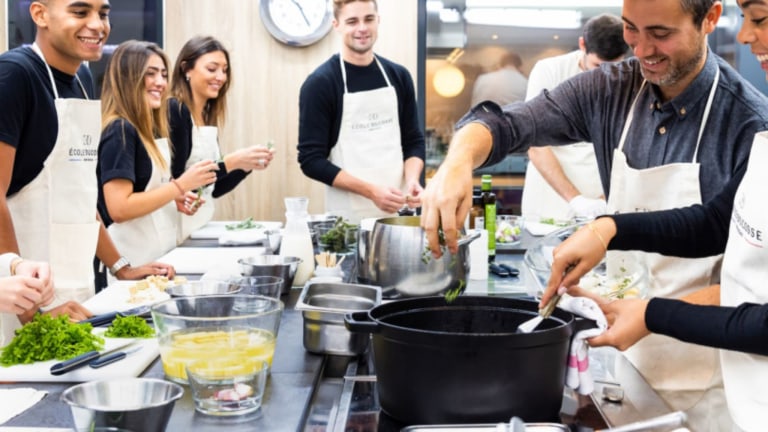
6, 44, 100, 314
325, 55, 403, 224
178, 117, 220, 241
521, 143, 604, 220
108, 138, 177, 267
719, 132, 768, 432
607, 72, 730, 430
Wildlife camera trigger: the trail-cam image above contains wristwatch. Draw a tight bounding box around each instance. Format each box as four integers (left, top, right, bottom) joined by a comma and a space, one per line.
109, 256, 130, 276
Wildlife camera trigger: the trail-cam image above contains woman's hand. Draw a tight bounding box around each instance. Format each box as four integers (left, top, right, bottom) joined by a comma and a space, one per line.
13, 260, 54, 307
225, 145, 276, 171
115, 262, 176, 281
175, 191, 205, 215
177, 159, 218, 192
540, 218, 616, 308
588, 298, 651, 350
0, 276, 49, 314
39, 301, 93, 323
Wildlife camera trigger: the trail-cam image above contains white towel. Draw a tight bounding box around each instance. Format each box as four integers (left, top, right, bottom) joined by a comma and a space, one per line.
0, 388, 47, 425
558, 295, 608, 395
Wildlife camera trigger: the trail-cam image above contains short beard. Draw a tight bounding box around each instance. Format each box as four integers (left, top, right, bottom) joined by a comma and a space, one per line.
642, 47, 705, 87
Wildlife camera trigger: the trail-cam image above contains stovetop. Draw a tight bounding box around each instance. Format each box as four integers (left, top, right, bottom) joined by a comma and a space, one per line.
307, 354, 609, 432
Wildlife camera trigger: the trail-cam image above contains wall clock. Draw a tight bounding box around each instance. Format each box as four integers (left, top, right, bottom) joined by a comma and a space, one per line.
260, 0, 334, 47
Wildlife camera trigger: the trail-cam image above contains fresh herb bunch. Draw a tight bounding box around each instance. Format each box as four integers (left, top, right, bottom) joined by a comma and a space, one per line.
421, 228, 465, 303
105, 315, 155, 338
319, 217, 355, 253
0, 314, 104, 366
225, 217, 263, 231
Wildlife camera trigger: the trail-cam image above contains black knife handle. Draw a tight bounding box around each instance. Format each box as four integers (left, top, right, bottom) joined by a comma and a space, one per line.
50, 351, 101, 375
89, 351, 127, 368
80, 311, 118, 327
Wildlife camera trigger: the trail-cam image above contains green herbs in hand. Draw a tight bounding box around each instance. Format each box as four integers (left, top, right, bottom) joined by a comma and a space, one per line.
421, 228, 465, 303
225, 217, 263, 231
105, 315, 155, 338
0, 314, 104, 366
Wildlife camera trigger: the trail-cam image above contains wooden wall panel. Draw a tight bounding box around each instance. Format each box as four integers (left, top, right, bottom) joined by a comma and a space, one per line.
164, 0, 419, 222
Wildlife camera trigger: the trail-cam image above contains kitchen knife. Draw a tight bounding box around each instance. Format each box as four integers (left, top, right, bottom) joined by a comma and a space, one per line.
80, 305, 151, 327
88, 345, 144, 369
50, 340, 138, 375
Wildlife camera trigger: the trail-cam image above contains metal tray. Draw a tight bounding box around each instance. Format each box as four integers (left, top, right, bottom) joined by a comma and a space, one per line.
401, 423, 568, 432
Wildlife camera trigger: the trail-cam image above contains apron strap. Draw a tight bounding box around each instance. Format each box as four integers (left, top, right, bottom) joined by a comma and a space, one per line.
693, 68, 719, 162
617, 80, 647, 153
30, 43, 89, 100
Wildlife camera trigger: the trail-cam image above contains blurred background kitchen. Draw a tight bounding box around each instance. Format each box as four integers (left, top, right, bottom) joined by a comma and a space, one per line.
1, 0, 763, 219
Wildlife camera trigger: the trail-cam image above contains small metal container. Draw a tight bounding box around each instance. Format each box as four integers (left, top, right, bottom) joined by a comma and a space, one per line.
296, 281, 381, 356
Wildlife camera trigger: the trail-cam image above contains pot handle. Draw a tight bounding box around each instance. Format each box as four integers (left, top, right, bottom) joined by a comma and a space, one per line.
344, 311, 381, 334
457, 230, 482, 246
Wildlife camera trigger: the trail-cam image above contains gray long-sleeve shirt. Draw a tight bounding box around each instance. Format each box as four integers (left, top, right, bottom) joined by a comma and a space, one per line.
460, 50, 768, 203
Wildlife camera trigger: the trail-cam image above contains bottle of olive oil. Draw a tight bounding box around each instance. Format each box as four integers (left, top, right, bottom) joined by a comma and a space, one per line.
469, 194, 483, 229
481, 175, 496, 262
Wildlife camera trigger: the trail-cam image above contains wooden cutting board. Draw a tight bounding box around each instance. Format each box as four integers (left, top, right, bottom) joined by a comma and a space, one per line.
0, 336, 159, 383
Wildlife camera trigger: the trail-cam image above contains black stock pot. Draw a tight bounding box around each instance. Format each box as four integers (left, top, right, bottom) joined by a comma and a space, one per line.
344, 295, 593, 424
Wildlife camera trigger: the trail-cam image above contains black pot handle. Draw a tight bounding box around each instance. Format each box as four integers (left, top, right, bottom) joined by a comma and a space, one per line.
344, 311, 381, 334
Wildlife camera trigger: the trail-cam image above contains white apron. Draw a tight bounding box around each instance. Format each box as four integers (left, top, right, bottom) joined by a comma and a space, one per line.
325, 55, 403, 224
108, 138, 177, 267
6, 44, 100, 310
608, 72, 729, 429
719, 132, 768, 432
178, 118, 220, 241
521, 143, 603, 220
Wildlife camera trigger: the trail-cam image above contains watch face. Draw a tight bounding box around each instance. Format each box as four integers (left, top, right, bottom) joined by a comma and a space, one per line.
261, 0, 333, 47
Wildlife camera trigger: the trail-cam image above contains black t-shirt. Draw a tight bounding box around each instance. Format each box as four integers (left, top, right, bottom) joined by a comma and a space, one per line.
97, 119, 154, 227
297, 54, 425, 186
167, 98, 248, 197
0, 46, 96, 196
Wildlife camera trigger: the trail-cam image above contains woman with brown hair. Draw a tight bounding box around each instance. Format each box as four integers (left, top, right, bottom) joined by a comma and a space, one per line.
97, 40, 217, 271
169, 36, 275, 240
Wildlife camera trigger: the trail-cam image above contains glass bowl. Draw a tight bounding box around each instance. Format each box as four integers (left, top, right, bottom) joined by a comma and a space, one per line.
523, 222, 648, 300
150, 294, 283, 384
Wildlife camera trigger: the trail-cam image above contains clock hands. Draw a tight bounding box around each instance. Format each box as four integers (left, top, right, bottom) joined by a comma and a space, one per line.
290, 0, 311, 27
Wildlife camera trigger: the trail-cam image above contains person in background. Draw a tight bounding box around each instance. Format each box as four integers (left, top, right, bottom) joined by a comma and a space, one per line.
522, 14, 628, 221
297, 0, 425, 223
470, 51, 528, 108
0, 0, 173, 312
169, 36, 275, 241
97, 40, 217, 274
420, 1, 768, 429
539, 3, 768, 429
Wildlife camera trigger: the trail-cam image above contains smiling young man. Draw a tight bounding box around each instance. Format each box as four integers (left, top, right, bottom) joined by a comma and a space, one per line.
0, 0, 174, 336
297, 0, 425, 223
420, 1, 768, 429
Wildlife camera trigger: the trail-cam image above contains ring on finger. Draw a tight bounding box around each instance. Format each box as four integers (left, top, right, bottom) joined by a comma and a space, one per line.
258, 158, 266, 167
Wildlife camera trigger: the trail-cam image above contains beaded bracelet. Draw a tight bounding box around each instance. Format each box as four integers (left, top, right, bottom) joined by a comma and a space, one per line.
170, 178, 185, 195
586, 222, 608, 251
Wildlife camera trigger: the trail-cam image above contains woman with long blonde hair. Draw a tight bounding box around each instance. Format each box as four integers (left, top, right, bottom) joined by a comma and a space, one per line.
97, 40, 217, 273
169, 36, 275, 240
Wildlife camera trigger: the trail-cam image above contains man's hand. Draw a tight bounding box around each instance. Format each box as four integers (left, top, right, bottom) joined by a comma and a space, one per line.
369, 185, 406, 214
39, 301, 93, 323
0, 276, 49, 315
13, 259, 54, 307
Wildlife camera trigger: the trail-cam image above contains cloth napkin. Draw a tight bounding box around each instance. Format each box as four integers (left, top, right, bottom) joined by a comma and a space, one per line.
0, 388, 47, 425
558, 295, 608, 395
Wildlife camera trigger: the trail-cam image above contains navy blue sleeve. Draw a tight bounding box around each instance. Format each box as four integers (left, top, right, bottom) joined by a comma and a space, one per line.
646, 297, 768, 356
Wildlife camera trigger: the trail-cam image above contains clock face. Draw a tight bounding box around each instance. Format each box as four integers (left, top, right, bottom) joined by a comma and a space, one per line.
261, 0, 334, 47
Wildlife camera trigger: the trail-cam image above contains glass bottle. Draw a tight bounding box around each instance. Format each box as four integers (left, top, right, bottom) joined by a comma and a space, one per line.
280, 197, 315, 287
469, 194, 483, 229
481, 175, 496, 262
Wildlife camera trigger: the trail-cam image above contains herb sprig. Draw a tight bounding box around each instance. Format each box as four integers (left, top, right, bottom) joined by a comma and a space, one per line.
105, 315, 155, 338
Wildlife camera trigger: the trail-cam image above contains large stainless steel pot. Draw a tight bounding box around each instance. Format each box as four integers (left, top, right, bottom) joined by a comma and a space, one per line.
357, 216, 480, 298
345, 296, 595, 425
